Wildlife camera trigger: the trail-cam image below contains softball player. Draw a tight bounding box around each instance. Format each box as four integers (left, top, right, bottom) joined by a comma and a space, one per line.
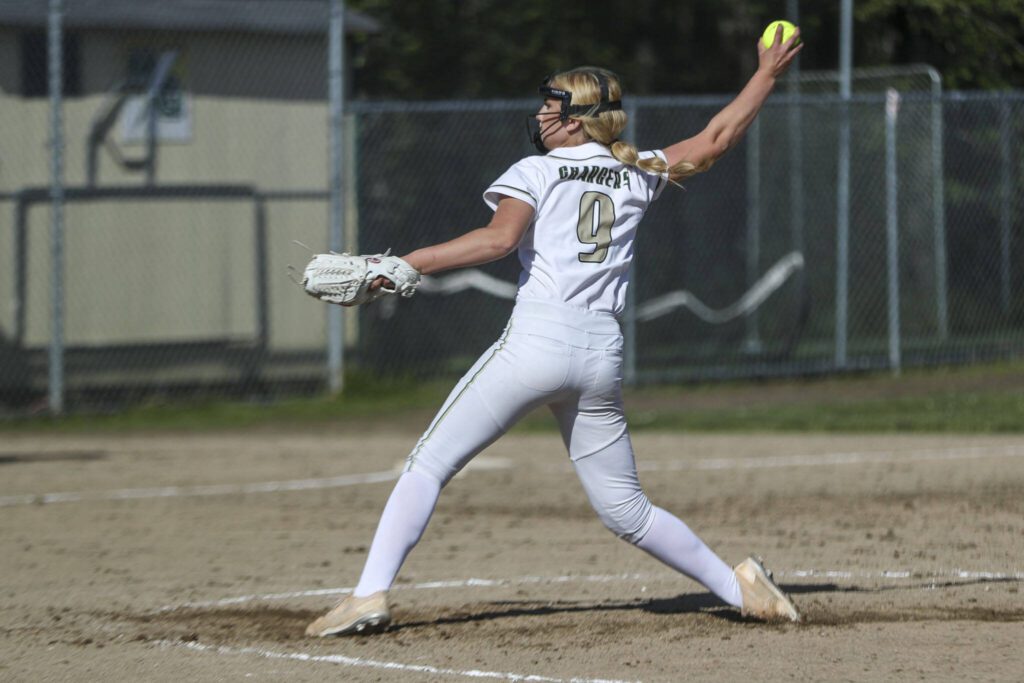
307, 28, 803, 637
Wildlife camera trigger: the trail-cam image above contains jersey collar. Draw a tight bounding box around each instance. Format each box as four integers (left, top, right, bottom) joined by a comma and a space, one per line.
544, 141, 614, 162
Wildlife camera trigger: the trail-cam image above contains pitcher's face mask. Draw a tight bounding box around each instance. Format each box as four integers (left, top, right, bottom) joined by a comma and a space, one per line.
526, 71, 622, 154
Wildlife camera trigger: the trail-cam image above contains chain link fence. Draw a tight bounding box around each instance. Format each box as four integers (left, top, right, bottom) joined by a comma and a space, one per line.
2, 4, 1023, 415
358, 89, 1023, 384
0, 1, 339, 413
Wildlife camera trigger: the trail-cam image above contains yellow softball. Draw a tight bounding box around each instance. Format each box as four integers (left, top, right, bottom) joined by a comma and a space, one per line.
761, 20, 799, 48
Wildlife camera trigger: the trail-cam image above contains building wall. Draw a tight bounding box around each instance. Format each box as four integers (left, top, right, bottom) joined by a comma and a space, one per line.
0, 27, 340, 357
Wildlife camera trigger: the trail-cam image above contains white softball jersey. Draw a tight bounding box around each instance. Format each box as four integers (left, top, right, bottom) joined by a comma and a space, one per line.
406, 141, 671, 538
484, 141, 668, 316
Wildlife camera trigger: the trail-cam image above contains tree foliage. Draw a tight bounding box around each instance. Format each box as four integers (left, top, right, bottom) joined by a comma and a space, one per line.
346, 0, 1024, 98
857, 0, 1024, 89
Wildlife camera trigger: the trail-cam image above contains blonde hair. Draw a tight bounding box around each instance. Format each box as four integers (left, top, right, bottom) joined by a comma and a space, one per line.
548, 67, 706, 182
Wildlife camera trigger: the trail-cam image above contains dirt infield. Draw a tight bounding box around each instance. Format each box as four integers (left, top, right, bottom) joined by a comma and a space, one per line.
1, 429, 1022, 682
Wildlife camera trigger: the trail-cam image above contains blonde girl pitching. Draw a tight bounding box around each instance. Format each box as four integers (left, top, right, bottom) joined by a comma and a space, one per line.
307, 26, 804, 637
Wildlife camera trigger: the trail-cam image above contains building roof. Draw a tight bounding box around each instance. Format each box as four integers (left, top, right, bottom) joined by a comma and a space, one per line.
0, 0, 380, 36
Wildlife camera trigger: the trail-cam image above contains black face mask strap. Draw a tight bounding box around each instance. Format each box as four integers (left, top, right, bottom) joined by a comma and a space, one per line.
531, 70, 623, 153
526, 113, 562, 153
538, 81, 574, 122
539, 71, 622, 121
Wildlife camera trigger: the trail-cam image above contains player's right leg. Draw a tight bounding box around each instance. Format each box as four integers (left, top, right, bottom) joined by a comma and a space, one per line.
355, 323, 569, 587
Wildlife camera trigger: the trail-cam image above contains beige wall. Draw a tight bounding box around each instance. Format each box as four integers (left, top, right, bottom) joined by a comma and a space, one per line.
0, 27, 346, 357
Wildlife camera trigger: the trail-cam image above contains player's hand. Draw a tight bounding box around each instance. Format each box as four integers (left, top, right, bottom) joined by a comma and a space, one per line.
340, 276, 396, 306
368, 276, 395, 292
757, 25, 802, 79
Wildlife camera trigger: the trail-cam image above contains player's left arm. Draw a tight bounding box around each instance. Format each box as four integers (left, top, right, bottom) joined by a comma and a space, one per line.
662, 26, 802, 178
401, 197, 534, 276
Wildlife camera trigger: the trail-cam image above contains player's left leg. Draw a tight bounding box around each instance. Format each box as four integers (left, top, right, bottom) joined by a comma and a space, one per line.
548, 342, 743, 609
559, 414, 744, 609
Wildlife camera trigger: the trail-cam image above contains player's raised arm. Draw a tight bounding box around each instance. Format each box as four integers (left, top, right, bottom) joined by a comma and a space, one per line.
662, 24, 803, 181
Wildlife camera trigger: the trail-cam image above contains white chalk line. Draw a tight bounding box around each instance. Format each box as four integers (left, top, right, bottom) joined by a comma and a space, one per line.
159, 573, 650, 612
635, 443, 1024, 473
0, 469, 401, 508
158, 639, 639, 683
0, 456, 515, 508
4, 443, 1022, 508
162, 568, 1024, 613
157, 567, 1022, 681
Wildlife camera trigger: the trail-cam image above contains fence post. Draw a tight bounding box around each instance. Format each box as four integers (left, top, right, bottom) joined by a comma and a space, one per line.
744, 117, 762, 353
999, 93, 1013, 315
787, 58, 804, 256
327, 0, 346, 394
885, 89, 902, 375
785, 1, 806, 364
254, 195, 269, 357
929, 69, 948, 340
14, 197, 28, 346
344, 110, 361, 352
835, 0, 853, 368
48, 0, 66, 415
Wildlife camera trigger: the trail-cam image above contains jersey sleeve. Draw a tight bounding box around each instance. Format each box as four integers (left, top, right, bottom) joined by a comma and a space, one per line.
638, 149, 670, 203
483, 158, 543, 211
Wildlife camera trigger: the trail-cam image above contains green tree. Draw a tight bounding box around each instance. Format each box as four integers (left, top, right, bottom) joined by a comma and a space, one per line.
346, 0, 1024, 98
347, 0, 774, 98
857, 0, 1024, 88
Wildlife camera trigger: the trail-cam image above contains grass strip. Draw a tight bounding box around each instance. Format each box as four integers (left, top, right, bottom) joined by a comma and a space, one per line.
3, 362, 1024, 434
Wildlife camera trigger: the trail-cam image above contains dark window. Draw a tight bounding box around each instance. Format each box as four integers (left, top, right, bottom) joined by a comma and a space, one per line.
19, 30, 81, 98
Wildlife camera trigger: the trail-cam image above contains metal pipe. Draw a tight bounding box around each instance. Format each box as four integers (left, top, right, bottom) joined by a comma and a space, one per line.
999, 94, 1012, 315
47, 0, 66, 415
14, 196, 27, 347
928, 67, 948, 339
17, 184, 258, 202
146, 89, 158, 184
835, 0, 853, 368
327, 0, 346, 394
344, 111, 361, 351
885, 89, 902, 375
786, 0, 804, 255
254, 197, 270, 356
744, 117, 762, 353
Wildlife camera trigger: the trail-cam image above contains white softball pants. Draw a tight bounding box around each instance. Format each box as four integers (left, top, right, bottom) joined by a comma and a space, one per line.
354, 298, 742, 608
406, 298, 648, 536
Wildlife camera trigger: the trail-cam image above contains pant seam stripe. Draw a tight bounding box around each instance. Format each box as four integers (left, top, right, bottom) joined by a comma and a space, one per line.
405, 320, 513, 470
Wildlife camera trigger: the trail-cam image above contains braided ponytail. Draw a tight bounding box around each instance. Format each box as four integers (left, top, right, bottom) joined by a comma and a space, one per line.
551, 68, 702, 184
609, 140, 699, 181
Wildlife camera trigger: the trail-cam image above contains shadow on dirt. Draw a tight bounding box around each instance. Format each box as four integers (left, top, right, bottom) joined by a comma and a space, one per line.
0, 450, 107, 465
393, 595, 748, 630
780, 577, 1021, 596
99, 575, 1023, 647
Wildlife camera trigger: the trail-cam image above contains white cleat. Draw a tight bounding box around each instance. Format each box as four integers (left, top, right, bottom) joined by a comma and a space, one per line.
734, 556, 801, 622
305, 591, 391, 637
